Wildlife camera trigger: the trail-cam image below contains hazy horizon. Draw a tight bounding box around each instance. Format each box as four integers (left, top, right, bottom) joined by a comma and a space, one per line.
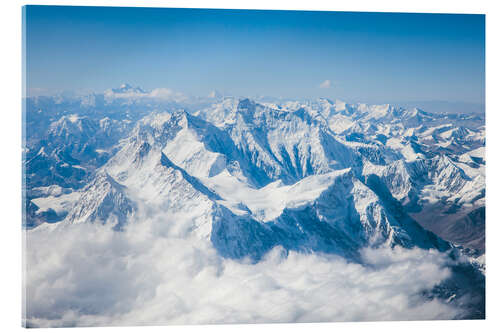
24, 6, 484, 108
25, 82, 485, 115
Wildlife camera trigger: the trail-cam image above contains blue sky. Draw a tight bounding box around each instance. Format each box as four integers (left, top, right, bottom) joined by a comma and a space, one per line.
24, 6, 484, 106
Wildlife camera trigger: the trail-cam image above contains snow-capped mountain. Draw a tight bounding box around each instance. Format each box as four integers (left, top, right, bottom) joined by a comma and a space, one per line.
64, 172, 135, 230
24, 91, 485, 257
57, 108, 445, 262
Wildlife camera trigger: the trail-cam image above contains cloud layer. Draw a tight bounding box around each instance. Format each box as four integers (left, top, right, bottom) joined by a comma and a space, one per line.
23, 213, 468, 328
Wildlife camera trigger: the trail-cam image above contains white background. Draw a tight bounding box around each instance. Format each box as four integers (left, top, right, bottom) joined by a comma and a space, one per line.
1, 0, 498, 332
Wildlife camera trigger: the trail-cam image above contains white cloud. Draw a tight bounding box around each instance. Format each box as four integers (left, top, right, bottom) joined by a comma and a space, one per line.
23, 216, 469, 328
319, 80, 332, 89
149, 88, 186, 102
103, 87, 186, 103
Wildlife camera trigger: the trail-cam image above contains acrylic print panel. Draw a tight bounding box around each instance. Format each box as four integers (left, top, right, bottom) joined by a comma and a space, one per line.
22, 5, 485, 328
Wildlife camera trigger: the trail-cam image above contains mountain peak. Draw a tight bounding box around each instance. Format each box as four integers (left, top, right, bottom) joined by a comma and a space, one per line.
111, 83, 146, 94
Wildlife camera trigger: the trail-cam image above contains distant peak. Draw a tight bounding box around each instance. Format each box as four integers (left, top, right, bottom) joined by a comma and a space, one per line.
111, 83, 145, 94
237, 97, 255, 108
318, 97, 335, 104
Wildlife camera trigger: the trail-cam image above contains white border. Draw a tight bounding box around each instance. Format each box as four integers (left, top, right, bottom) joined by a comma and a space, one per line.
1, 1, 498, 332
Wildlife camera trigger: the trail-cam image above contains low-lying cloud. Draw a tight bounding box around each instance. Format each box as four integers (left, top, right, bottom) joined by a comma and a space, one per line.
24, 216, 467, 328
103, 87, 187, 102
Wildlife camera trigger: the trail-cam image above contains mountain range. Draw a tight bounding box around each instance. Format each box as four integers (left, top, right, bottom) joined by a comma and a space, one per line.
24, 86, 485, 255
23, 86, 486, 319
